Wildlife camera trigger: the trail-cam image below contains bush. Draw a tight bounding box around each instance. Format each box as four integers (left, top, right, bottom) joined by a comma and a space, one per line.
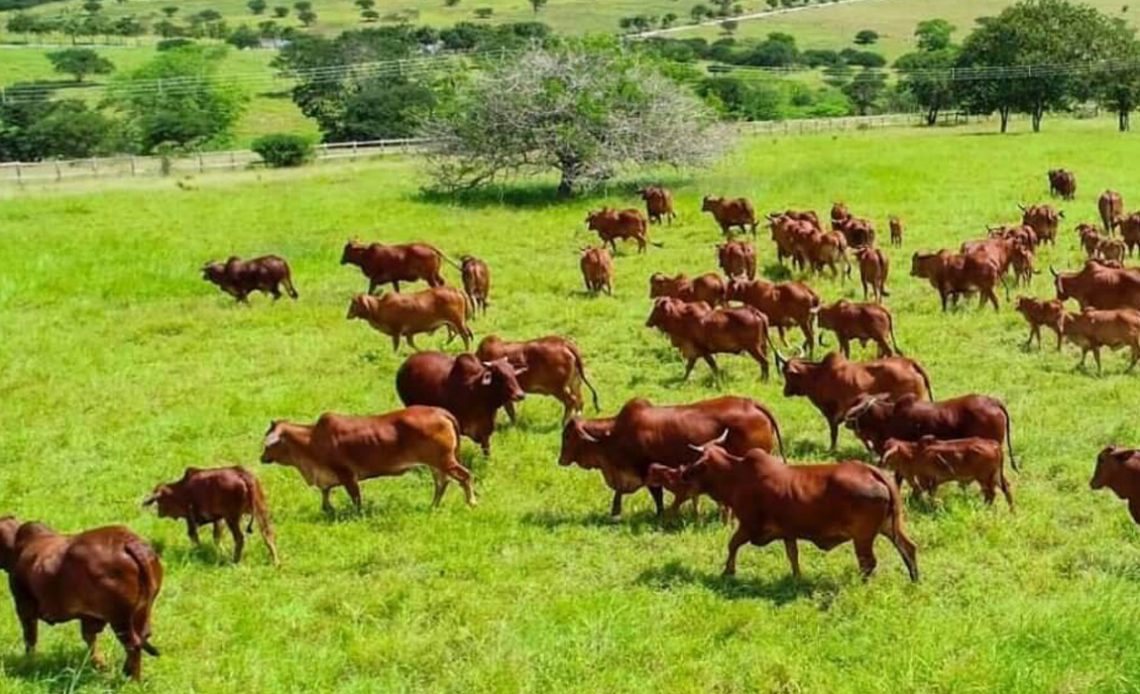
157, 38, 195, 51
251, 133, 314, 167
854, 29, 879, 45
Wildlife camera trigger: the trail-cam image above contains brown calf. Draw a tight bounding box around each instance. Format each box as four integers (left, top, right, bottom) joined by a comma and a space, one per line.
1048, 169, 1077, 200
346, 287, 473, 351
646, 297, 771, 380
911, 250, 1003, 311
638, 186, 676, 225
587, 208, 650, 253
702, 196, 757, 236
881, 436, 1012, 509
648, 272, 725, 306
476, 334, 600, 424
459, 255, 490, 315
341, 240, 449, 293
855, 246, 890, 302
1016, 296, 1064, 350
727, 277, 820, 352
1062, 307, 1140, 374
1099, 190, 1124, 234
202, 255, 298, 302
144, 466, 278, 565
579, 246, 614, 296
815, 299, 901, 358
889, 216, 903, 247
1010, 244, 1036, 287
1090, 446, 1140, 524
717, 240, 756, 280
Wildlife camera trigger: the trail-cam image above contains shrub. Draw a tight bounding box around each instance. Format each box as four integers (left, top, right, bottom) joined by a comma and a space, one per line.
156, 37, 195, 51
251, 133, 314, 167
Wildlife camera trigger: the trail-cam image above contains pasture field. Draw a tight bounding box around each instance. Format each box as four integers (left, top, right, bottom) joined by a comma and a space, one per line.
4, 118, 1140, 692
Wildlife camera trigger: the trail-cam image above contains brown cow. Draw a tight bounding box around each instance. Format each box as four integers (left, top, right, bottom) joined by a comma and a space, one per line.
1016, 296, 1064, 350
143, 466, 278, 565
346, 288, 473, 351
989, 224, 1039, 250
648, 272, 725, 306
815, 299, 901, 358
638, 186, 676, 225
769, 215, 817, 268
586, 208, 650, 253
260, 406, 476, 511
459, 255, 490, 315
579, 246, 614, 296
646, 297, 771, 380
1061, 307, 1140, 374
396, 352, 526, 455
1079, 224, 1104, 258
1090, 446, 1140, 524
558, 396, 784, 519
880, 436, 1012, 509
717, 240, 756, 280
841, 392, 1017, 468
1051, 261, 1140, 310
1100, 190, 1124, 234
476, 335, 600, 423
1048, 169, 1077, 200
646, 463, 730, 522
830, 202, 850, 225
202, 255, 298, 302
777, 351, 932, 451
796, 229, 851, 278
1099, 238, 1127, 263
702, 196, 757, 236
1011, 243, 1036, 287
341, 240, 449, 293
677, 443, 918, 581
889, 216, 903, 247
834, 216, 876, 249
1121, 213, 1140, 256
774, 209, 823, 230
911, 250, 1003, 311
727, 277, 820, 352
0, 519, 162, 680
1019, 204, 1062, 245
961, 236, 1015, 278
855, 246, 890, 302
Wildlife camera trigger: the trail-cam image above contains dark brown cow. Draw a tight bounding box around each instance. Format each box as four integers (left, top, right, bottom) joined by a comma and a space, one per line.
143, 466, 278, 565
842, 393, 1016, 469
911, 250, 1003, 311
777, 351, 933, 451
586, 208, 650, 253
889, 216, 903, 247
1010, 243, 1036, 287
1019, 204, 1062, 245
476, 335, 599, 423
717, 240, 756, 280
580, 246, 614, 296
677, 443, 918, 581
646, 298, 771, 380
0, 519, 162, 680
834, 216, 876, 249
855, 246, 890, 302
1121, 213, 1140, 256
1061, 307, 1140, 374
1051, 261, 1140, 310
881, 436, 1012, 509
341, 240, 449, 293
1079, 224, 1104, 258
202, 255, 298, 302
702, 196, 757, 236
347, 288, 473, 351
638, 186, 676, 225
1048, 169, 1077, 200
260, 406, 476, 511
1016, 296, 1064, 350
1090, 446, 1140, 523
459, 255, 490, 315
558, 396, 785, 519
1100, 190, 1124, 234
396, 352, 526, 455
815, 299, 901, 358
648, 272, 725, 306
727, 277, 820, 352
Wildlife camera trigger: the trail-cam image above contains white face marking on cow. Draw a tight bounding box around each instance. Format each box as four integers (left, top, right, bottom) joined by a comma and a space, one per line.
264, 430, 281, 447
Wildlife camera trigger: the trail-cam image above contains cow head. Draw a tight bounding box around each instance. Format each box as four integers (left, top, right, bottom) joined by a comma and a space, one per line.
646, 297, 682, 330
142, 483, 187, 519
1049, 266, 1075, 301
558, 417, 613, 469
680, 432, 743, 485
201, 261, 226, 285
842, 393, 894, 430
346, 294, 379, 320
646, 463, 686, 495
0, 516, 19, 571
585, 209, 613, 231
910, 252, 942, 280
340, 240, 368, 265
476, 357, 526, 406
260, 420, 290, 465
700, 196, 720, 213
1091, 445, 1138, 492
775, 353, 810, 396
879, 437, 917, 472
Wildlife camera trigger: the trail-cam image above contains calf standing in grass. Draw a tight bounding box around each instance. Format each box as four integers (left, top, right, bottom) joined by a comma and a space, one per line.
202, 255, 298, 302
815, 299, 901, 358
1090, 446, 1140, 523
144, 466, 279, 565
880, 436, 1013, 509
1016, 296, 1064, 350
855, 247, 890, 303
717, 240, 756, 280
889, 216, 903, 247
580, 246, 613, 296
347, 288, 473, 352
1061, 307, 1140, 374
459, 255, 490, 316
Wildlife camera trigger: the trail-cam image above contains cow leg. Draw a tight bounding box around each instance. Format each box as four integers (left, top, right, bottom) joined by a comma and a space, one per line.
853, 537, 878, 579
986, 288, 1000, 311
939, 291, 949, 312
862, 281, 869, 301
368, 279, 378, 295
723, 525, 750, 577
981, 479, 996, 505
783, 539, 801, 580
430, 468, 450, 508
269, 284, 281, 300
186, 518, 201, 546
747, 346, 769, 381
505, 400, 518, 425
226, 515, 245, 563
1127, 345, 1140, 373
406, 334, 419, 350
701, 354, 720, 379
883, 528, 919, 582
682, 357, 699, 381
319, 487, 334, 514
81, 618, 107, 669
776, 326, 789, 348
875, 337, 892, 358
1025, 325, 1038, 350
648, 485, 665, 518
999, 472, 1014, 511
341, 475, 363, 512
828, 418, 840, 452
15, 597, 37, 655
112, 623, 143, 681
392, 281, 401, 293
448, 460, 476, 507
610, 491, 624, 520
1093, 348, 1103, 376
390, 333, 401, 353
212, 520, 223, 546
838, 337, 851, 358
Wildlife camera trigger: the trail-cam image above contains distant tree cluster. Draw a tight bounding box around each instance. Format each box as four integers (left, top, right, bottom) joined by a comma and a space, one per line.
640, 32, 885, 70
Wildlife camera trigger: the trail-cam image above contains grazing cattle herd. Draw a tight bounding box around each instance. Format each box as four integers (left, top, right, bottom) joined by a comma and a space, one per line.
10, 166, 1140, 681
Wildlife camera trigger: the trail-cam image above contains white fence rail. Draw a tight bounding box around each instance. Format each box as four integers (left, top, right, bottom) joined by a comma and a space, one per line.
0, 116, 940, 185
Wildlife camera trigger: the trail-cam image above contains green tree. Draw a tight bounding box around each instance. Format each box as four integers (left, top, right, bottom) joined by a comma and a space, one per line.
297, 8, 316, 25
915, 18, 955, 51
1093, 20, 1140, 130
227, 23, 260, 47
47, 48, 114, 82
690, 4, 710, 22
110, 45, 246, 152
854, 29, 878, 45
6, 12, 37, 37
528, 0, 546, 13
272, 5, 288, 17
360, 8, 378, 21
895, 47, 959, 125
841, 67, 886, 115
160, 5, 178, 17
247, 0, 266, 13
419, 41, 729, 196
82, 0, 102, 13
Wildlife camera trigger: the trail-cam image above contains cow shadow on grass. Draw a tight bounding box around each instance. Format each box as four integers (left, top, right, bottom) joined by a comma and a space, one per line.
782, 437, 871, 463
635, 560, 836, 606
521, 508, 682, 536
761, 263, 793, 282
1, 648, 111, 691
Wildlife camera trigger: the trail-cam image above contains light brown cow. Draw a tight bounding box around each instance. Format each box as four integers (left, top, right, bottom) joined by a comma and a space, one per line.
1121, 213, 1140, 256
889, 216, 903, 247
346, 288, 473, 351
459, 255, 490, 315
1061, 307, 1140, 374
911, 250, 1003, 311
796, 229, 851, 278
727, 277, 820, 352
476, 335, 600, 423
717, 240, 756, 280
646, 297, 771, 380
648, 272, 725, 306
814, 299, 901, 358
638, 186, 676, 225
881, 436, 1013, 509
260, 406, 476, 511
702, 196, 757, 236
1019, 203, 1062, 245
1099, 190, 1124, 234
855, 246, 890, 302
580, 246, 614, 296
586, 208, 650, 253
1016, 296, 1064, 350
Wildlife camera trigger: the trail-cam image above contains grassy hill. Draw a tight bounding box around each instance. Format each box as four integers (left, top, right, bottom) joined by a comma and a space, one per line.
2, 119, 1140, 691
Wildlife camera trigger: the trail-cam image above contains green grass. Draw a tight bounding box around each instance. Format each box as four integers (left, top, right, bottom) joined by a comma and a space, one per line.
4, 118, 1140, 691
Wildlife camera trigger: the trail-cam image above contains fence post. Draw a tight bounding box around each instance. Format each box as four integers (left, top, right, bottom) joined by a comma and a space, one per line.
55, 161, 61, 181
90, 157, 97, 176
198, 154, 204, 173
230, 151, 236, 170
14, 163, 21, 183
351, 141, 358, 161
130, 156, 136, 177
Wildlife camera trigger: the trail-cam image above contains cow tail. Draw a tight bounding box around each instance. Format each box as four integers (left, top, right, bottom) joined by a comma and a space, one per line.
998, 401, 1019, 472
237, 468, 279, 561
282, 264, 299, 299
570, 343, 601, 413
442, 410, 464, 454
754, 400, 787, 463
436, 250, 464, 272
888, 312, 903, 356
868, 465, 903, 541
914, 362, 934, 401
123, 539, 160, 656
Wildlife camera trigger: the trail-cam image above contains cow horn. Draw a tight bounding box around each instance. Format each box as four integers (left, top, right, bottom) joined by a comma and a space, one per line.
579, 428, 599, 443
1017, 203, 1027, 212
141, 494, 158, 507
